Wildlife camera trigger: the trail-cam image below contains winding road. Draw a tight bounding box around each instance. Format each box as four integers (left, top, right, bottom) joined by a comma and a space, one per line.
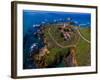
47, 25, 90, 48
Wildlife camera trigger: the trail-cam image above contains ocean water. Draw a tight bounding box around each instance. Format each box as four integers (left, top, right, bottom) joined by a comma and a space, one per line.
23, 10, 91, 69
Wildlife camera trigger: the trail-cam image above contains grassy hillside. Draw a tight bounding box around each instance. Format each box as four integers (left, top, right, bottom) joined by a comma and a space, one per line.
44, 25, 91, 67
76, 28, 91, 66
33, 24, 91, 68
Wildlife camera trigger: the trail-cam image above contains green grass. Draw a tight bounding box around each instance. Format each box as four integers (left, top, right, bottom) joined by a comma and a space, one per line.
43, 25, 91, 67
76, 28, 91, 66
45, 48, 68, 66
79, 27, 91, 41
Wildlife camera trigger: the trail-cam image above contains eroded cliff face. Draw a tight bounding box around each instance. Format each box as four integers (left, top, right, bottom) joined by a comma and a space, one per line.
31, 47, 77, 68
64, 47, 77, 67
31, 46, 50, 68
